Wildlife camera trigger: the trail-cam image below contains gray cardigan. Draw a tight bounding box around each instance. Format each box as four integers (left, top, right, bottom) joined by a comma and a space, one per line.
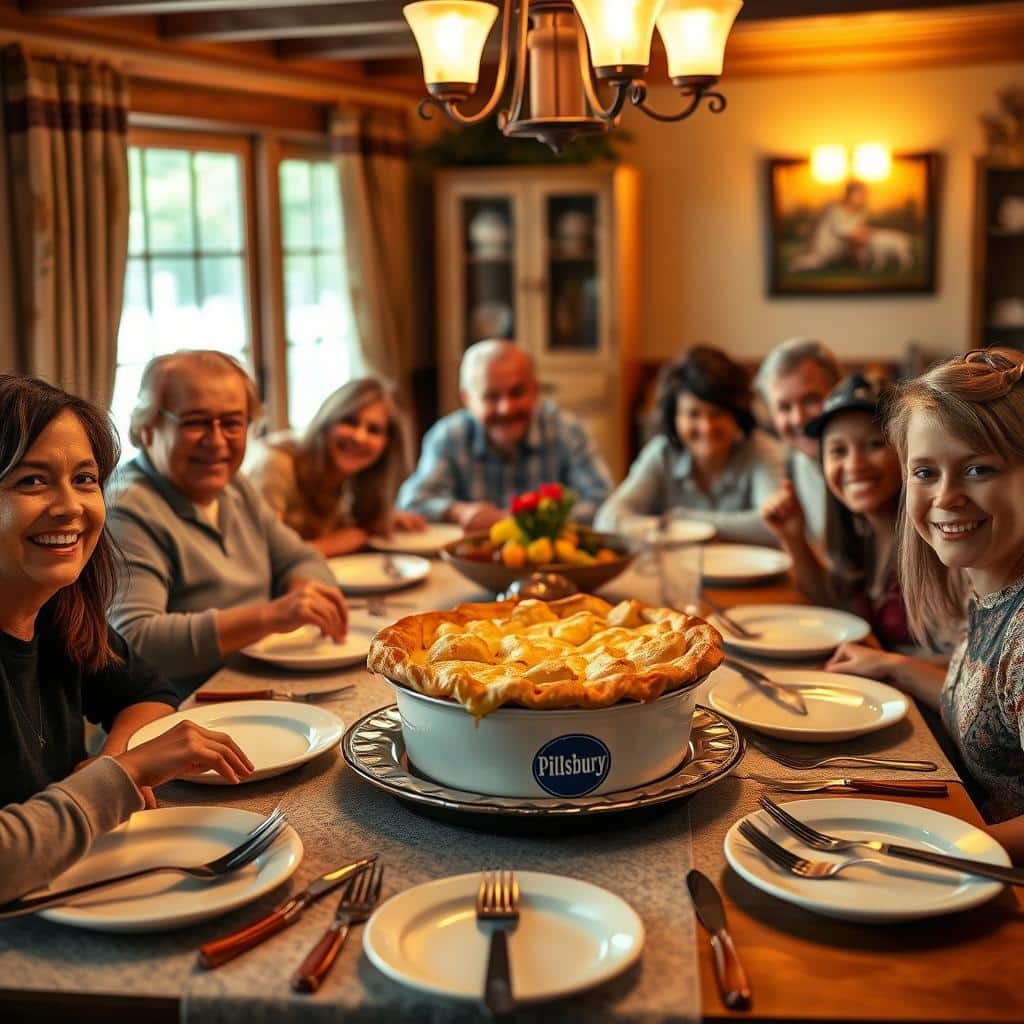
594, 431, 785, 546
0, 757, 143, 904
107, 455, 336, 697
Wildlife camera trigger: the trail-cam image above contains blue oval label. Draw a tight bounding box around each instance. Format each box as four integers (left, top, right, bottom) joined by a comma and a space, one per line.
532, 734, 611, 798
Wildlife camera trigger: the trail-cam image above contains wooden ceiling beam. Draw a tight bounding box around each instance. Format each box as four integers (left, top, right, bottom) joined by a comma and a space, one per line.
159, 2, 406, 42
276, 31, 416, 61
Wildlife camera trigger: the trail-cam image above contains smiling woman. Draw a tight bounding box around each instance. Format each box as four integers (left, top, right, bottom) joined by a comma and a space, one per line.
0, 374, 257, 905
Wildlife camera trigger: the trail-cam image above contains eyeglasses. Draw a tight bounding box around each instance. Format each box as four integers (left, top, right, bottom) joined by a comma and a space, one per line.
159, 409, 249, 439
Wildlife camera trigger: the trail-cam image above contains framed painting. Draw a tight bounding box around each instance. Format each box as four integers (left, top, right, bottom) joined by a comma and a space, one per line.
766, 152, 938, 295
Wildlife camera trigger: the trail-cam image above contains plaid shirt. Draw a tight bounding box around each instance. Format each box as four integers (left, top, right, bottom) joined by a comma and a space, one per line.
397, 400, 613, 523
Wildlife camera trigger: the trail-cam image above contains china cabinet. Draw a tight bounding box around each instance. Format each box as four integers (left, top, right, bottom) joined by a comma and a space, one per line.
971, 157, 1024, 349
434, 165, 640, 478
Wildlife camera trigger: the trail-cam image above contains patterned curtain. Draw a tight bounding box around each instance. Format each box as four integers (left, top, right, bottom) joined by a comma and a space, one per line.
0, 44, 129, 407
330, 106, 415, 398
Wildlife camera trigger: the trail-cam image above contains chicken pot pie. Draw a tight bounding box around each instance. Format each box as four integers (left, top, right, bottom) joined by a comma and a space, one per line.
368, 594, 723, 718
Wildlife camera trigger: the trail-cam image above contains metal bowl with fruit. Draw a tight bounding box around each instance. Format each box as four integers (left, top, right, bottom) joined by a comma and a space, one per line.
440, 483, 635, 594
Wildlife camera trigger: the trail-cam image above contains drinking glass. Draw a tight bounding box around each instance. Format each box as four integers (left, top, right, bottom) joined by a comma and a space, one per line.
657, 543, 702, 613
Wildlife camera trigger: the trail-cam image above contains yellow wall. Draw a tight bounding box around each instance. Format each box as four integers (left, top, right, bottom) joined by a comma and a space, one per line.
619, 61, 1024, 363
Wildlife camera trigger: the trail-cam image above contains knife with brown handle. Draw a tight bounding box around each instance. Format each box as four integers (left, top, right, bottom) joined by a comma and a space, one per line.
687, 869, 751, 1011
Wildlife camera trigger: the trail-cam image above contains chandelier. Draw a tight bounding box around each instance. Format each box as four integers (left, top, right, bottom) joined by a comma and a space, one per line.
404, 0, 743, 151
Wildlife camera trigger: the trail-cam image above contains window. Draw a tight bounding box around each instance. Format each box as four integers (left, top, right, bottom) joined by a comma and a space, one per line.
279, 157, 355, 431
113, 134, 254, 456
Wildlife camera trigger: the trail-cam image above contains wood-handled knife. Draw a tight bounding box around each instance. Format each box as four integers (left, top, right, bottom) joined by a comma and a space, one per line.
687, 868, 751, 1011
198, 856, 375, 969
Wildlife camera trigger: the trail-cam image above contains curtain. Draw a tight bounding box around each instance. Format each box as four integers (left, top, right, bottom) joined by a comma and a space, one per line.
0, 44, 129, 408
330, 106, 415, 401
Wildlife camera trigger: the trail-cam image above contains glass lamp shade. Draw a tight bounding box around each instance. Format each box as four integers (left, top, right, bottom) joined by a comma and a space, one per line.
573, 0, 668, 77
404, 0, 498, 93
657, 0, 742, 83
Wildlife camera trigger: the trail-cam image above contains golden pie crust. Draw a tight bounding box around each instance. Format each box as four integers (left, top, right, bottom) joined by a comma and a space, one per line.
367, 594, 724, 718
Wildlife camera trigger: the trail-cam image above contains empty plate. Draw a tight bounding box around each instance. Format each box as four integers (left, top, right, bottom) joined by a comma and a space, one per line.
707, 668, 909, 742
369, 524, 464, 556
127, 700, 344, 783
40, 806, 302, 933
701, 544, 793, 585
242, 623, 372, 670
621, 515, 716, 546
724, 798, 1008, 922
328, 552, 430, 594
710, 604, 870, 659
364, 871, 643, 1003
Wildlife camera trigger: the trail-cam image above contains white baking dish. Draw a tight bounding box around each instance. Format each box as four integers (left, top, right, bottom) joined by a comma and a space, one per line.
385, 680, 703, 799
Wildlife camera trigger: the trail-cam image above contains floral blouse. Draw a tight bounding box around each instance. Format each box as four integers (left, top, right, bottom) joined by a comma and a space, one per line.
940, 578, 1024, 823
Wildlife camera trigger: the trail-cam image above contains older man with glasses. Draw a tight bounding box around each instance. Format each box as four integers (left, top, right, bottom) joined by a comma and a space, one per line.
107, 350, 347, 699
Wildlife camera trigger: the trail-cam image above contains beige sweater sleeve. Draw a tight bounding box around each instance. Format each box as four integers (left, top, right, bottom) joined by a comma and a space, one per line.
0, 757, 145, 904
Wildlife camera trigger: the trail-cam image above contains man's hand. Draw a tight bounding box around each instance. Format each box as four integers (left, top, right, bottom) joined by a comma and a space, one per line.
269, 579, 348, 642
447, 501, 505, 531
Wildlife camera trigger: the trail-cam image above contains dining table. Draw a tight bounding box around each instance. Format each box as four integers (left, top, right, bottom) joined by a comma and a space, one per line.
1, 555, 1021, 1023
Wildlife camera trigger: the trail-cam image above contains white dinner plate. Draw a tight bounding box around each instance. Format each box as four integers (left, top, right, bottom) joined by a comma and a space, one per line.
701, 544, 793, 584
363, 871, 644, 1003
369, 524, 463, 556
128, 700, 344, 783
724, 798, 1009, 922
40, 806, 302, 933
328, 552, 431, 594
242, 623, 372, 670
707, 668, 909, 742
622, 515, 716, 546
710, 604, 871, 659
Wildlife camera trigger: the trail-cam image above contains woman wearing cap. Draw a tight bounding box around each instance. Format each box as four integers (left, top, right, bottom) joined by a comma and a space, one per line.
759, 373, 911, 648
595, 347, 785, 544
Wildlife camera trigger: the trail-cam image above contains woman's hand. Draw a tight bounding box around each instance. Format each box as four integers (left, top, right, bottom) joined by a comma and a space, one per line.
759, 480, 806, 546
268, 579, 348, 642
825, 641, 906, 681
114, 721, 255, 790
392, 510, 427, 533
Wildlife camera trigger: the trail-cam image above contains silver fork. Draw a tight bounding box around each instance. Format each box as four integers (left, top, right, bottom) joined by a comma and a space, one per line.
746, 734, 937, 772
702, 596, 762, 639
738, 820, 885, 879
759, 796, 1024, 886
477, 869, 520, 1016
381, 554, 403, 581
0, 808, 289, 918
291, 862, 385, 993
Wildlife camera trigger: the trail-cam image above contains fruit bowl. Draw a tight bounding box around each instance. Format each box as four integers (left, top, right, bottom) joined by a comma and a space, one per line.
441, 529, 636, 595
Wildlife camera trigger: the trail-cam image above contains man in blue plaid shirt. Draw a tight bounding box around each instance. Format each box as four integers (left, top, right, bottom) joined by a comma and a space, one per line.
398, 340, 613, 530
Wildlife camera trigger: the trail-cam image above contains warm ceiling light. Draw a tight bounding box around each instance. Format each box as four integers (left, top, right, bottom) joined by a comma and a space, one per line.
657, 0, 742, 84
811, 144, 848, 184
404, 1, 499, 96
852, 142, 892, 182
406, 0, 743, 151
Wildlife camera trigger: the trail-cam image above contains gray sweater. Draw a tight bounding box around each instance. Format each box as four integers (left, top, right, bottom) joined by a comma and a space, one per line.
107, 455, 336, 698
0, 757, 143, 904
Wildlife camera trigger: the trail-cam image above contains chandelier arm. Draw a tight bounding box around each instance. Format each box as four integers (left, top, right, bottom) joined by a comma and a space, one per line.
575, 17, 630, 123
501, 0, 532, 129
630, 85, 727, 124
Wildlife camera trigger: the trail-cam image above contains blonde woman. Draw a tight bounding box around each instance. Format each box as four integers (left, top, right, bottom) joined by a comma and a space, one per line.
826, 349, 1024, 861
246, 378, 425, 557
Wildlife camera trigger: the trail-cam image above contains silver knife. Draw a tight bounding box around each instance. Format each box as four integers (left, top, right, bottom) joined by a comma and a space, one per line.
723, 657, 809, 715
742, 772, 949, 796
198, 856, 376, 968
686, 868, 751, 1011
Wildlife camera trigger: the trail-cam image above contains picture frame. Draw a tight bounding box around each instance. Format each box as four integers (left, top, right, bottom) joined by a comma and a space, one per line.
765, 151, 939, 295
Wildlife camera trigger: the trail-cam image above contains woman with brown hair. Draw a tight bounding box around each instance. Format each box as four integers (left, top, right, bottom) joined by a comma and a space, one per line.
0, 374, 253, 903
826, 349, 1024, 861
246, 377, 425, 556
595, 346, 785, 544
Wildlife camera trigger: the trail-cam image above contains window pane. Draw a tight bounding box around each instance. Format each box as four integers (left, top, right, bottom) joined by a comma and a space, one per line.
312, 161, 341, 248
144, 149, 194, 252
128, 148, 146, 255
199, 256, 248, 356
280, 160, 313, 249
194, 152, 243, 251
284, 253, 317, 342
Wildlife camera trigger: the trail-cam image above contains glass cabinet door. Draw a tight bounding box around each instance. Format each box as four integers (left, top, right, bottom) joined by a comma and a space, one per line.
461, 197, 517, 347
544, 192, 600, 353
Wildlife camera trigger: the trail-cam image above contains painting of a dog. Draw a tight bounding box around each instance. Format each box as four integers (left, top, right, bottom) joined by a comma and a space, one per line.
766, 153, 937, 295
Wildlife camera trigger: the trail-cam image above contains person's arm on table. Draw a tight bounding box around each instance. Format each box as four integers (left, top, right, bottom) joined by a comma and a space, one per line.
987, 816, 1024, 863
593, 438, 668, 532
825, 644, 947, 710
308, 527, 370, 558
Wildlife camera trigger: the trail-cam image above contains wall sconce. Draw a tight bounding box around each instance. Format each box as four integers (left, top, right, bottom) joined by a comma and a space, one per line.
810, 142, 892, 184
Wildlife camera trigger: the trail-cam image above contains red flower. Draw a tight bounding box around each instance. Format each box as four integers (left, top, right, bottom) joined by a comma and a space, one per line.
538, 483, 563, 501
511, 491, 539, 514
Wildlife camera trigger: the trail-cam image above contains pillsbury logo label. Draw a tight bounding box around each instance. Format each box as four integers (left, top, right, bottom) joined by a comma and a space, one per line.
532, 734, 611, 798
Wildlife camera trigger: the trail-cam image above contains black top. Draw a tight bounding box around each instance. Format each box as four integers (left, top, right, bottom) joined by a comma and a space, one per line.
0, 609, 179, 806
